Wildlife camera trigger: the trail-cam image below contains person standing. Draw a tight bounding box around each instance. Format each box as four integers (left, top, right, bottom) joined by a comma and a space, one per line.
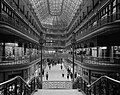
46, 72, 48, 80
42, 69, 44, 76
70, 73, 73, 79
75, 72, 77, 78
62, 70, 64, 77
61, 64, 63, 70
67, 73, 69, 79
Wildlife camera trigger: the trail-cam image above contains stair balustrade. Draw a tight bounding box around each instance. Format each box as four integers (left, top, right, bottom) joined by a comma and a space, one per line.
0, 76, 40, 95
74, 76, 120, 95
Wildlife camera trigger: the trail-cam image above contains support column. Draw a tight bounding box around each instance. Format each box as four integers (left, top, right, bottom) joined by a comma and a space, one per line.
116, 0, 120, 20
22, 43, 25, 56
23, 5, 25, 15
17, 0, 19, 9
110, 2, 113, 22
110, 46, 114, 62
0, 0, 2, 20
2, 42, 5, 61
89, 48, 92, 56
106, 46, 114, 62
97, 46, 99, 57
29, 43, 32, 62
92, 0, 94, 11
106, 46, 111, 57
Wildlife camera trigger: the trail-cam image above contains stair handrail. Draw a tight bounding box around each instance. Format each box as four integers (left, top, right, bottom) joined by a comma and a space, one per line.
87, 75, 120, 88
0, 76, 30, 88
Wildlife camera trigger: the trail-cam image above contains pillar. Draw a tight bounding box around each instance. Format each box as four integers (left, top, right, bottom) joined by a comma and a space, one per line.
17, 0, 19, 9
106, 46, 113, 58
92, 0, 94, 11
116, 0, 120, 19
22, 43, 25, 56
0, 0, 2, 20
110, 46, 114, 62
110, 1, 113, 22
2, 42, 5, 61
0, 43, 2, 61
97, 46, 99, 57
24, 43, 27, 55
89, 48, 92, 56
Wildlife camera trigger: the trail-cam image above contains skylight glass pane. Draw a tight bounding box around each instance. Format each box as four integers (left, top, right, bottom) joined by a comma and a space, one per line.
29, 0, 83, 29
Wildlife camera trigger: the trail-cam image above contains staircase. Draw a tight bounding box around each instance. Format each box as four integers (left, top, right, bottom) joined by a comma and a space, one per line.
33, 63, 83, 95
1, 62, 120, 95
33, 89, 83, 95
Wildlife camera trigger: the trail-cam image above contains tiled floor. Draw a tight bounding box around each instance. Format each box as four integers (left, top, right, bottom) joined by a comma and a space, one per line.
43, 63, 71, 81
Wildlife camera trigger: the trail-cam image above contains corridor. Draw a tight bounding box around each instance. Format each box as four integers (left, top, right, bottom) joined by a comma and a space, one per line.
42, 63, 72, 89
43, 63, 71, 81
33, 63, 84, 95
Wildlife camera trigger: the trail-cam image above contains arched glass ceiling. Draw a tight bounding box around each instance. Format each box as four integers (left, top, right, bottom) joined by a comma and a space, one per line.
29, 0, 83, 29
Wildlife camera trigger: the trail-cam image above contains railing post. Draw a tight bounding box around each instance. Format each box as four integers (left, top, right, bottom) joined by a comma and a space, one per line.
20, 79, 23, 95
84, 81, 86, 93
0, 0, 2, 21
4, 84, 7, 95
93, 85, 96, 95
106, 78, 109, 95
30, 81, 32, 93
34, 77, 36, 90
15, 79, 17, 95
88, 70, 91, 95
98, 79, 102, 95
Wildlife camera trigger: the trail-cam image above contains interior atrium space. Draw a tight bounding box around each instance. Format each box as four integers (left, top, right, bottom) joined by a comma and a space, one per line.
0, 0, 120, 95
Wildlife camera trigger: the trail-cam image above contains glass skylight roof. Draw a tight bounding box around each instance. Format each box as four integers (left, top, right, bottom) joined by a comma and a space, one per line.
29, 0, 83, 29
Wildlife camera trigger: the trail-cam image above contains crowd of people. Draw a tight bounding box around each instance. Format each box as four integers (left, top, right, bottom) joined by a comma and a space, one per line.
42, 59, 78, 81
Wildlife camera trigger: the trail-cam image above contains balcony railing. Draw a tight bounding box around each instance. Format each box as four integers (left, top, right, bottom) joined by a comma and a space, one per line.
66, 11, 120, 46
0, 13, 38, 42
72, 55, 120, 65
0, 76, 40, 95
0, 54, 40, 65
42, 53, 72, 59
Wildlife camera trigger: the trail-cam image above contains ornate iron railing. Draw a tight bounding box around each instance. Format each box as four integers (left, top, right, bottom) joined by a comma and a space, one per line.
69, 55, 120, 65
75, 76, 120, 95
42, 53, 72, 59
0, 13, 38, 42
87, 76, 120, 95
0, 54, 40, 65
0, 76, 40, 95
42, 81, 72, 89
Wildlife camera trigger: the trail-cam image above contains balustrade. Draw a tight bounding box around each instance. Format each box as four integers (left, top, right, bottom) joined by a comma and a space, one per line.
72, 55, 120, 65
0, 76, 40, 95
74, 76, 120, 95
42, 81, 72, 89
0, 13, 38, 41
0, 54, 41, 65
